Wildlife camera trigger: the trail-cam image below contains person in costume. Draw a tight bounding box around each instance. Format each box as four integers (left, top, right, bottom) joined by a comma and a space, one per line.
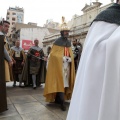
0, 18, 12, 113
2, 20, 13, 82
22, 39, 45, 89
67, 1, 120, 120
0, 19, 13, 67
44, 16, 75, 111
10, 40, 26, 87
72, 39, 82, 72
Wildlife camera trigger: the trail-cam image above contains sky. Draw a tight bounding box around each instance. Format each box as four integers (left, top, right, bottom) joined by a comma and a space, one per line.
0, 0, 113, 27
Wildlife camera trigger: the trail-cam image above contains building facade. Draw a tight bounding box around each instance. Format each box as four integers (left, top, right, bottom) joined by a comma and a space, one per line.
10, 22, 59, 54
20, 28, 51, 49
6, 6, 24, 36
70, 1, 113, 44
43, 19, 60, 30
43, 1, 114, 55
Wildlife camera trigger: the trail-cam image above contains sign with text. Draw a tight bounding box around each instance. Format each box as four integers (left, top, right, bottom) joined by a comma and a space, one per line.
22, 40, 34, 50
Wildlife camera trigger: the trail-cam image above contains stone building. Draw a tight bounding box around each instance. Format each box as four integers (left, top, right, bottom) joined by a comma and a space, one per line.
43, 19, 60, 30
43, 1, 114, 54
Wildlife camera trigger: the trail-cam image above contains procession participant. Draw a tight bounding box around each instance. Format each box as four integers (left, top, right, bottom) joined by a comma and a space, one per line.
22, 39, 45, 89
2, 20, 13, 82
0, 18, 12, 113
72, 39, 82, 72
44, 16, 75, 111
10, 40, 26, 87
67, 1, 120, 120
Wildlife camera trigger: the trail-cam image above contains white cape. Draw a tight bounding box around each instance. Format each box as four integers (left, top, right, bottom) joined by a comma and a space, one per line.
67, 21, 120, 120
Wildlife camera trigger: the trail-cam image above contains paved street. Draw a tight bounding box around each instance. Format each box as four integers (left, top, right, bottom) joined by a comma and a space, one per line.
0, 82, 69, 120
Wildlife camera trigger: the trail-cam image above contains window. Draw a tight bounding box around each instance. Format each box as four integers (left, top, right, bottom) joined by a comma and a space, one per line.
12, 13, 16, 15
12, 17, 16, 21
7, 17, 9, 20
7, 12, 10, 15
12, 22, 15, 25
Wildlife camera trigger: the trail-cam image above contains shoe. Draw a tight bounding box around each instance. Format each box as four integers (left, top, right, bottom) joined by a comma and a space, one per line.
33, 84, 36, 89
39, 84, 42, 87
61, 104, 66, 111
19, 83, 22, 87
33, 87, 36, 89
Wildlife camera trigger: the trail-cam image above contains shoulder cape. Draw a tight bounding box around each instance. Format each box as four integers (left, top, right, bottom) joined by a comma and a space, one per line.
93, 3, 120, 25
54, 37, 71, 47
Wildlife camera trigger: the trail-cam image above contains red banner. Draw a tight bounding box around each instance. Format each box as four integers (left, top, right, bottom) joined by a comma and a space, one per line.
22, 40, 34, 50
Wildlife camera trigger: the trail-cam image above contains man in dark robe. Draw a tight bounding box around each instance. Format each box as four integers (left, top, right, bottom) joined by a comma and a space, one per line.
22, 39, 46, 89
0, 18, 12, 113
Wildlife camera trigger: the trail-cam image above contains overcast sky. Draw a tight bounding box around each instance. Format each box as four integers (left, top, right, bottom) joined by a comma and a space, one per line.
0, 0, 113, 26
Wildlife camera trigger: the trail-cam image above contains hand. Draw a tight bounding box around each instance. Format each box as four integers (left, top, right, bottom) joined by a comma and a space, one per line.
9, 61, 13, 66
21, 61, 24, 66
44, 57, 47, 61
13, 60, 16, 64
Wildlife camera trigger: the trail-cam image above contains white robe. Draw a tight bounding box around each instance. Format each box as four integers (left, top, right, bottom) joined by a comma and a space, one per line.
67, 21, 120, 120
63, 56, 71, 87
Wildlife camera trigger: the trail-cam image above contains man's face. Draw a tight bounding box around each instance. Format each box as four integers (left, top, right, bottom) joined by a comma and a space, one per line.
15, 41, 20, 47
63, 31, 69, 38
72, 40, 77, 46
34, 40, 39, 46
2, 22, 9, 34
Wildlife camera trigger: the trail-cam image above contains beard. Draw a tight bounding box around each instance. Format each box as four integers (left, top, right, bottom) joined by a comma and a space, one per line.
73, 43, 76, 46
63, 33, 69, 38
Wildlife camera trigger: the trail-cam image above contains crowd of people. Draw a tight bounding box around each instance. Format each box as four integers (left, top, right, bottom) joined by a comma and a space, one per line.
1, 1, 120, 119
0, 16, 82, 113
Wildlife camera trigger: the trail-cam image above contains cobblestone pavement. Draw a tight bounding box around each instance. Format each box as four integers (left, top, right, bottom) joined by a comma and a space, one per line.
0, 82, 70, 120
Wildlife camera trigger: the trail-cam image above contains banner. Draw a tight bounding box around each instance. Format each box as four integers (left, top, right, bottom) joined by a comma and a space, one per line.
22, 40, 34, 50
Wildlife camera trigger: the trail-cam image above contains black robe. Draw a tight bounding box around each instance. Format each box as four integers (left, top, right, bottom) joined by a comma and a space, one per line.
0, 35, 7, 113
21, 48, 46, 86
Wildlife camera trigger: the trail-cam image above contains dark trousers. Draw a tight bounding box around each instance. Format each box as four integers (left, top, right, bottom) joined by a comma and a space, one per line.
55, 92, 64, 105
13, 74, 19, 84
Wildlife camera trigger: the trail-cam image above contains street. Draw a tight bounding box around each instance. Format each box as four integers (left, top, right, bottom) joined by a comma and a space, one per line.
0, 82, 69, 120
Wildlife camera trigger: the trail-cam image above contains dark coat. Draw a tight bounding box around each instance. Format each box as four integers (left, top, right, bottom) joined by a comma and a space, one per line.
21, 49, 46, 86
0, 35, 7, 113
